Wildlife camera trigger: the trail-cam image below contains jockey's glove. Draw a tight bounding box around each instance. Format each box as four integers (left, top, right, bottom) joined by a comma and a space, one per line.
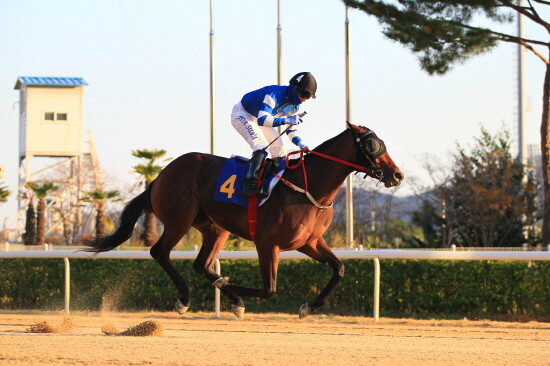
298, 142, 309, 150
285, 115, 303, 125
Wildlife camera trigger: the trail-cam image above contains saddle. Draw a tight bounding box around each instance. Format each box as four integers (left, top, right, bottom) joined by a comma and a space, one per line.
214, 156, 286, 208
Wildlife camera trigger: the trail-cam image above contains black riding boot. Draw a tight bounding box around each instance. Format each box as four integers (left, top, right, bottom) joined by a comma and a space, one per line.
242, 150, 268, 197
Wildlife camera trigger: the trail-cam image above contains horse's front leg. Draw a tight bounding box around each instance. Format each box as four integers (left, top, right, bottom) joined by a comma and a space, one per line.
219, 244, 280, 318
296, 237, 344, 318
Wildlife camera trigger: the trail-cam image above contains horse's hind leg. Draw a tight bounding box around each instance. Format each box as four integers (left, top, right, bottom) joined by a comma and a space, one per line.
296, 237, 344, 318
192, 222, 245, 317
218, 244, 280, 309
150, 225, 192, 314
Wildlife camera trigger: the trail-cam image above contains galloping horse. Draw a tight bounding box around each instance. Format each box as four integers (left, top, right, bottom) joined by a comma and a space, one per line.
85, 122, 403, 318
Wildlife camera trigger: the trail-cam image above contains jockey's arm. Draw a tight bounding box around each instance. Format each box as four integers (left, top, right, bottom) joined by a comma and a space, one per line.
286, 128, 306, 148
257, 93, 300, 128
257, 93, 286, 127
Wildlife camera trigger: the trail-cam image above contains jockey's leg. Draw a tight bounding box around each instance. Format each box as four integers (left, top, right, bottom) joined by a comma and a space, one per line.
230, 103, 268, 152
242, 150, 268, 197
259, 125, 288, 158
231, 104, 270, 197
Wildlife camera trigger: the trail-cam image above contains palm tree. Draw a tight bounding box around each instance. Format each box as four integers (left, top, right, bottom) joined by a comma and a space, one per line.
81, 190, 121, 238
131, 149, 171, 246
22, 198, 37, 245
26, 182, 58, 246
0, 182, 10, 203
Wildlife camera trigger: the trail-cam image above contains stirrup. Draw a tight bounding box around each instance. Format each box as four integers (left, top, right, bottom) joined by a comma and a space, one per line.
242, 181, 267, 198
242, 188, 268, 198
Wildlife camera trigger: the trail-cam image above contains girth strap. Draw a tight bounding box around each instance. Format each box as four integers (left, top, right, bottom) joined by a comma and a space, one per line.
247, 196, 258, 240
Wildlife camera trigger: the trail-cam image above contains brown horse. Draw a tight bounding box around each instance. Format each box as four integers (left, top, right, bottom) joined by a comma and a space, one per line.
85, 122, 403, 318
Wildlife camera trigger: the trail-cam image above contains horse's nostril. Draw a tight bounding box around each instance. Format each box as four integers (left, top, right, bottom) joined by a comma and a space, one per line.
394, 171, 404, 181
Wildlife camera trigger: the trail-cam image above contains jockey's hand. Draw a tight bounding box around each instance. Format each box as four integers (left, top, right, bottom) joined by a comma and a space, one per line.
285, 115, 303, 125
298, 142, 309, 150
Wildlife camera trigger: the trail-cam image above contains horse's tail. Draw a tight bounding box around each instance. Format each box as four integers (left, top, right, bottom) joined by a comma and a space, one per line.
84, 182, 154, 253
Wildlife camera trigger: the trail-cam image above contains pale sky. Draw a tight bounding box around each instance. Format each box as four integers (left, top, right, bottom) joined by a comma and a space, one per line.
0, 0, 547, 228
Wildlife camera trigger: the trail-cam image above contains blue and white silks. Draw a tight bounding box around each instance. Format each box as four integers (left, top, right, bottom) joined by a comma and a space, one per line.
240, 85, 304, 147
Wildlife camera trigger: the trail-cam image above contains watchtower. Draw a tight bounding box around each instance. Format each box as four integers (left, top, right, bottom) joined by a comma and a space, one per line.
14, 76, 103, 241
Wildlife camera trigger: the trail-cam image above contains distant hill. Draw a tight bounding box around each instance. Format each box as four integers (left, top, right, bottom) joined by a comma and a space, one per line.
331, 186, 427, 224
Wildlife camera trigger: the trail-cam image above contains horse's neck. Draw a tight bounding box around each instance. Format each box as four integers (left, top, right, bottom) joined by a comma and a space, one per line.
299, 133, 356, 205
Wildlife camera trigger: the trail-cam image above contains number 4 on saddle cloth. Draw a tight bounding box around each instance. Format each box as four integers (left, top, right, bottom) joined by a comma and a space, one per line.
215, 156, 286, 207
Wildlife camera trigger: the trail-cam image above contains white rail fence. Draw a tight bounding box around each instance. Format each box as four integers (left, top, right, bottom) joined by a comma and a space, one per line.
1, 248, 550, 321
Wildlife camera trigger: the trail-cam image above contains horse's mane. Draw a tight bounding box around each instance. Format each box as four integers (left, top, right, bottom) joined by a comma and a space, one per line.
309, 128, 351, 155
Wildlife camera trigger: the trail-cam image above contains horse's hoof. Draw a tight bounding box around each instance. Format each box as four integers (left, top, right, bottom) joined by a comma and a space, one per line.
299, 303, 312, 319
175, 299, 189, 315
212, 277, 230, 289
231, 304, 245, 319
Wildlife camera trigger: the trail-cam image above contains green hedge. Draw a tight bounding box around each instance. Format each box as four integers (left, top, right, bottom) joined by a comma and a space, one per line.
1, 259, 549, 319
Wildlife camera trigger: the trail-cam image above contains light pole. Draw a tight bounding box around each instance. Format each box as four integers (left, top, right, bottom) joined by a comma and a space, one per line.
345, 6, 354, 248
277, 0, 283, 86
209, 0, 216, 155
517, 0, 526, 166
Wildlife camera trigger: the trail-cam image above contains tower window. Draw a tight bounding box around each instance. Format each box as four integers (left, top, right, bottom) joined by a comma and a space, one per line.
56, 113, 68, 121
44, 112, 55, 121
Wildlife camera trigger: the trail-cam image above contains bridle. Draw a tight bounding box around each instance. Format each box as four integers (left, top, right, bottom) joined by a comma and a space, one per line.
274, 127, 387, 209
349, 127, 387, 180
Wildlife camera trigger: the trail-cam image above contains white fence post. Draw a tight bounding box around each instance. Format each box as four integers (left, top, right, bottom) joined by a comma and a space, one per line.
64, 258, 70, 314
4, 242, 9, 251
214, 259, 221, 318
373, 258, 380, 322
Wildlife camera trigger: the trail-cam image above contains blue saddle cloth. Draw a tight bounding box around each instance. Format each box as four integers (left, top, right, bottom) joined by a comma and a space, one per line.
214, 156, 286, 207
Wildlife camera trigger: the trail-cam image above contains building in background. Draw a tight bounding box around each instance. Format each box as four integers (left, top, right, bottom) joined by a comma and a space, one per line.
9, 76, 103, 243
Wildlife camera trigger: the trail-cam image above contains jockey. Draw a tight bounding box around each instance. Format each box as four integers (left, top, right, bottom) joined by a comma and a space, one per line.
231, 71, 317, 197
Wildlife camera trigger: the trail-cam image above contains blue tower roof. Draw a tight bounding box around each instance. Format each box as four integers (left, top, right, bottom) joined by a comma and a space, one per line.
14, 76, 88, 89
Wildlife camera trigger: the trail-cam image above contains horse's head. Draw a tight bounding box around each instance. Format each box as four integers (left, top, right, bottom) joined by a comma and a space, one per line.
347, 122, 404, 188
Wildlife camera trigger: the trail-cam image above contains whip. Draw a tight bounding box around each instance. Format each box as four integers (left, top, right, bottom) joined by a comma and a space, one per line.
262, 111, 307, 151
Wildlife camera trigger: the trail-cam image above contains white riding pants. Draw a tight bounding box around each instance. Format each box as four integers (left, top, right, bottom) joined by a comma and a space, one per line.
231, 102, 287, 158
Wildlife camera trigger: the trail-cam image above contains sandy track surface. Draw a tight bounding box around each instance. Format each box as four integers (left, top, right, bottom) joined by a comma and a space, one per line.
0, 311, 548, 365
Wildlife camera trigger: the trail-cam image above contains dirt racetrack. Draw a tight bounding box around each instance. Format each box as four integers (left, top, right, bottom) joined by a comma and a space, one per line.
0, 311, 549, 365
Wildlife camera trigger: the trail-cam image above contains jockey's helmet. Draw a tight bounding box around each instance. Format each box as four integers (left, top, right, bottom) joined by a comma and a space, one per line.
289, 72, 317, 99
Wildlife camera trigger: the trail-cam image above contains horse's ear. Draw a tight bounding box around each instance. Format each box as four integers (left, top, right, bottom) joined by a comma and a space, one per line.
346, 121, 360, 132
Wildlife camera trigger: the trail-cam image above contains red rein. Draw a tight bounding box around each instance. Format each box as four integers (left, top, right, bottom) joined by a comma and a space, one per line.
284, 147, 368, 192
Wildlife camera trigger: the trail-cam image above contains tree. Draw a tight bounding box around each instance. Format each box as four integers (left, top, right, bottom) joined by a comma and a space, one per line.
26, 182, 58, 246
0, 182, 10, 203
420, 127, 538, 246
411, 198, 445, 247
22, 198, 37, 245
81, 190, 121, 238
343, 0, 550, 244
324, 182, 408, 248
131, 149, 171, 246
